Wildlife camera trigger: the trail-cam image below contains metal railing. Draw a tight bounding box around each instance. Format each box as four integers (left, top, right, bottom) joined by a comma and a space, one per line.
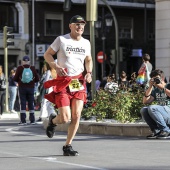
107, 0, 155, 4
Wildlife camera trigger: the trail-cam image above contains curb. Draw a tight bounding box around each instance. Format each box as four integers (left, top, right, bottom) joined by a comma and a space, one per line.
43, 119, 150, 137
0, 112, 151, 137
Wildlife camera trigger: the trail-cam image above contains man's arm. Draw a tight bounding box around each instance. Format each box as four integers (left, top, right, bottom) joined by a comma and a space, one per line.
143, 86, 154, 104
143, 79, 154, 104
44, 47, 57, 70
138, 63, 145, 74
44, 47, 67, 76
84, 55, 93, 83
32, 66, 40, 82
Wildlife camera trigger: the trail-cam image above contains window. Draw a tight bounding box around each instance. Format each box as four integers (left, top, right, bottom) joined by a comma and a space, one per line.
148, 18, 155, 40
118, 17, 133, 39
0, 3, 18, 33
45, 13, 63, 36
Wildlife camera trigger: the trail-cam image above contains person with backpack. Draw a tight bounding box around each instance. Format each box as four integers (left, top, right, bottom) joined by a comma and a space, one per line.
13, 56, 39, 125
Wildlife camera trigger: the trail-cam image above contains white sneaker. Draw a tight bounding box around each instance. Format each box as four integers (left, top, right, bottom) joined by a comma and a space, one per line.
11, 110, 18, 114
18, 122, 27, 126
29, 122, 36, 125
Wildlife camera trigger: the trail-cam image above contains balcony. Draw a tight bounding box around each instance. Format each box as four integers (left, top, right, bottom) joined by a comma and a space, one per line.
105, 0, 155, 9
107, 0, 154, 3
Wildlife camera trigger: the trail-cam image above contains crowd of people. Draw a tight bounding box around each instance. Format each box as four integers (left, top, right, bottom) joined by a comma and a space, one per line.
95, 53, 153, 95
95, 71, 130, 95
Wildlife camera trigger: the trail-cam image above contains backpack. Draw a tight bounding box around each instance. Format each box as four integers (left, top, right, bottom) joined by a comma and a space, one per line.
21, 66, 33, 83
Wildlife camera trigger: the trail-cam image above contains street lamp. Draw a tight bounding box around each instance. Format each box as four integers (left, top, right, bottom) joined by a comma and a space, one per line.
105, 13, 113, 27
95, 10, 113, 78
86, 0, 97, 100
95, 14, 113, 28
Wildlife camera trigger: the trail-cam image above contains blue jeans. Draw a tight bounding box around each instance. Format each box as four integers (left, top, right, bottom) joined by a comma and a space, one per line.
9, 86, 17, 111
18, 87, 35, 123
140, 105, 170, 133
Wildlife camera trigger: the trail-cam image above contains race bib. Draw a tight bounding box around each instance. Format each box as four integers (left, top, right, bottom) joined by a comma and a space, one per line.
69, 79, 84, 92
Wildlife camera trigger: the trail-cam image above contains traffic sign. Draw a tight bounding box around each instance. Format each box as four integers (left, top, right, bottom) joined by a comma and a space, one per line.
96, 51, 107, 63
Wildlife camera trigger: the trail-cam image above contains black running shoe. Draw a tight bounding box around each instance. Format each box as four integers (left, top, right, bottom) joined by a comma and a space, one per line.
36, 117, 42, 122
146, 131, 161, 139
46, 113, 57, 138
156, 131, 170, 139
63, 145, 79, 156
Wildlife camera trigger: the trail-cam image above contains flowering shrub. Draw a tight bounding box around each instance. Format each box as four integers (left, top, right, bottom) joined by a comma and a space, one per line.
82, 83, 145, 123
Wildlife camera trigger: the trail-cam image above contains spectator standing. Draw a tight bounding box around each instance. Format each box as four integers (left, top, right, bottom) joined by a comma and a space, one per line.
13, 56, 39, 125
0, 65, 6, 115
140, 69, 170, 139
137, 53, 153, 88
38, 63, 48, 105
8, 68, 18, 113
34, 69, 41, 111
100, 76, 107, 90
129, 72, 137, 89
36, 61, 56, 123
95, 78, 101, 91
44, 15, 93, 156
118, 71, 129, 91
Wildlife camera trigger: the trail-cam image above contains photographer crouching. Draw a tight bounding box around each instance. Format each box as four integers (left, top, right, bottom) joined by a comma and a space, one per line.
140, 69, 170, 139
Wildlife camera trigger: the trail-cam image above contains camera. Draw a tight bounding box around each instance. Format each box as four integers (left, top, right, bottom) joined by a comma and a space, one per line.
153, 77, 161, 84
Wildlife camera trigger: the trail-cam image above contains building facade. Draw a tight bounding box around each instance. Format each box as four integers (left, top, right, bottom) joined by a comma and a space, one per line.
0, 1, 29, 73
0, 0, 155, 79
155, 0, 170, 80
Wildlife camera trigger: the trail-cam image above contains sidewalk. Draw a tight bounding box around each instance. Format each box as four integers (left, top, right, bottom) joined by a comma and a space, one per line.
0, 112, 19, 119
0, 111, 151, 137
0, 111, 40, 120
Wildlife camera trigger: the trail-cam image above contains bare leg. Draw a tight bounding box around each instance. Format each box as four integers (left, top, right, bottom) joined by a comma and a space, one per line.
46, 98, 84, 156
49, 98, 83, 145
65, 98, 84, 145
46, 105, 71, 138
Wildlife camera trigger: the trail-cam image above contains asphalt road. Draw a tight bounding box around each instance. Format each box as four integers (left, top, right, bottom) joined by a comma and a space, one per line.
0, 119, 170, 170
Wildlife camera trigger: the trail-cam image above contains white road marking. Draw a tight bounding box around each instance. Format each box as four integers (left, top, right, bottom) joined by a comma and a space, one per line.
0, 151, 108, 170
5, 127, 66, 138
40, 159, 108, 170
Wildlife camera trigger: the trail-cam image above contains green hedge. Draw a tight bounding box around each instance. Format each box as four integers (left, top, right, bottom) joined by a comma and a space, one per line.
82, 84, 145, 123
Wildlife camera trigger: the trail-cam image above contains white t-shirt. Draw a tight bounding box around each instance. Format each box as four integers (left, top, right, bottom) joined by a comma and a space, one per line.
51, 33, 91, 76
